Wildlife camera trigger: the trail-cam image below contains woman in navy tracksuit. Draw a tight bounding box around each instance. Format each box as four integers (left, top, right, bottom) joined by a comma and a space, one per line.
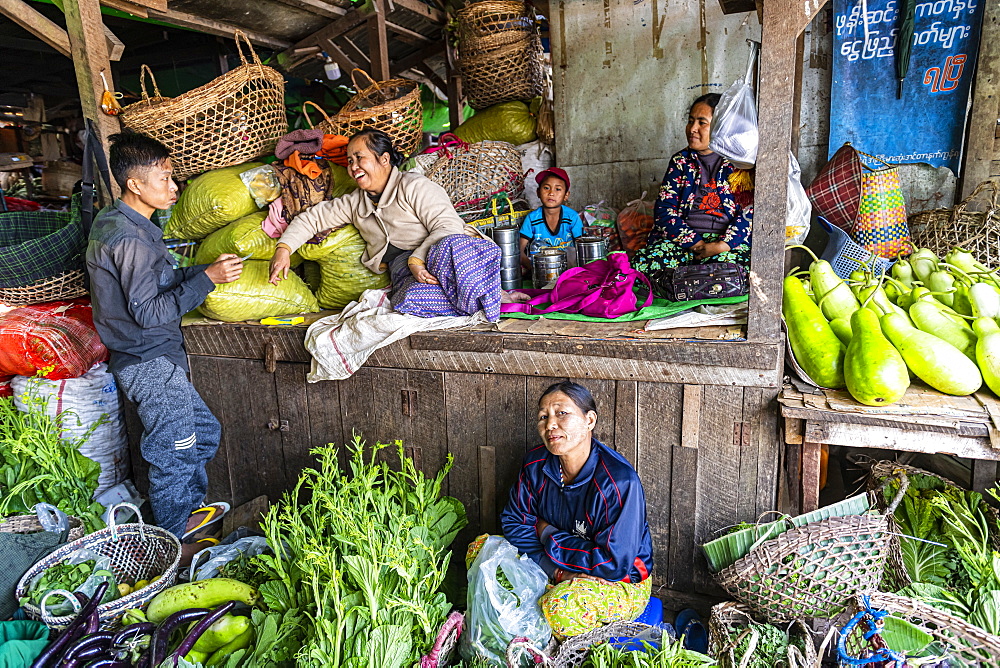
499, 381, 654, 638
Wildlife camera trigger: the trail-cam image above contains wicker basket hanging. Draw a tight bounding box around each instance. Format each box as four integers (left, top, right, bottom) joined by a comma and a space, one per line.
455, 1, 545, 110
908, 180, 1000, 266
712, 476, 908, 623
121, 31, 287, 181
841, 593, 1000, 666
330, 69, 423, 158
301, 100, 338, 135
423, 135, 525, 214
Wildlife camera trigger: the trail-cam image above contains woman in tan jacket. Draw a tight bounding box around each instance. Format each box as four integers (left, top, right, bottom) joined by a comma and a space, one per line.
269, 129, 523, 320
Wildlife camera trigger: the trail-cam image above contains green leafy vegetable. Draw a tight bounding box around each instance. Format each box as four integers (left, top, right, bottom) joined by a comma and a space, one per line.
582, 639, 718, 667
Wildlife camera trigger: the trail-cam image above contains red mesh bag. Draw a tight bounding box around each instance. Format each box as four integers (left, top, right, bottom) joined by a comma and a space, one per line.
0, 375, 12, 398
0, 298, 107, 379
616, 193, 655, 257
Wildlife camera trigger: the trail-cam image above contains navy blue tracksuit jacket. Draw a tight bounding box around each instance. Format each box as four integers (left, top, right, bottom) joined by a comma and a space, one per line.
501, 438, 654, 583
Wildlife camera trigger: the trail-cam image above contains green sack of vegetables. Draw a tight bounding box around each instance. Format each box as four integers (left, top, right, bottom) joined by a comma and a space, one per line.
200, 260, 319, 322
165, 163, 264, 240
194, 213, 302, 267
296, 225, 389, 310
329, 164, 359, 199
451, 101, 537, 146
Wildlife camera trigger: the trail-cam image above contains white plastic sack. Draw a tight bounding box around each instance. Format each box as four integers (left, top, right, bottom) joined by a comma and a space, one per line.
709, 44, 759, 169
189, 536, 269, 581
518, 140, 555, 210
786, 152, 811, 246
460, 536, 551, 664
12, 362, 129, 495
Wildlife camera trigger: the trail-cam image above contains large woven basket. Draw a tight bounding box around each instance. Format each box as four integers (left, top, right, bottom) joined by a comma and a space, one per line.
456, 1, 544, 109
424, 136, 525, 214
842, 593, 1000, 666
908, 180, 1000, 267
0, 269, 87, 306
713, 478, 907, 623
0, 513, 85, 543
504, 622, 661, 668
708, 601, 817, 668
330, 69, 422, 158
121, 31, 287, 181
16, 503, 180, 631
302, 100, 338, 135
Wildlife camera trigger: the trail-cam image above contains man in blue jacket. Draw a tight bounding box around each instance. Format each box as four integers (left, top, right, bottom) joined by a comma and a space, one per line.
86, 131, 242, 562
500, 381, 654, 638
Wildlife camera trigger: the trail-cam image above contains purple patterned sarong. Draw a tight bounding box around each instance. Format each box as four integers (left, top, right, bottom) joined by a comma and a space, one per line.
390, 234, 502, 321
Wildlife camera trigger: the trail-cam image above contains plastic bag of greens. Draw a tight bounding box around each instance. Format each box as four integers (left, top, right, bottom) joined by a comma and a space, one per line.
188, 536, 269, 582
460, 536, 551, 664
296, 225, 389, 310
200, 260, 319, 322
452, 101, 537, 146
239, 165, 281, 209
165, 163, 265, 240
194, 213, 302, 266
26, 549, 117, 616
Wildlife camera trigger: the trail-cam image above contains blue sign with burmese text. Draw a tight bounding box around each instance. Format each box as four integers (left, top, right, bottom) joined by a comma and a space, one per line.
830, 0, 984, 173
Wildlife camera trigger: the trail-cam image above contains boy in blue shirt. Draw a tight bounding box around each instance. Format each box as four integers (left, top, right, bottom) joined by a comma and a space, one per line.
519, 167, 584, 272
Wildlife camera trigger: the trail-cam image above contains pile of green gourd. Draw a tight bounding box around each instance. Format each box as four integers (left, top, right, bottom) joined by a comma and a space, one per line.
783, 245, 1000, 406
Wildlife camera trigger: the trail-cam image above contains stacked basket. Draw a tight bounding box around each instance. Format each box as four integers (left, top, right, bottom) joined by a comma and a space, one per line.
455, 1, 544, 109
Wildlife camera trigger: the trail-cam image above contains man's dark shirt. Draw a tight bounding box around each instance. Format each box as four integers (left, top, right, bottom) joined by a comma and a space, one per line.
86, 200, 214, 372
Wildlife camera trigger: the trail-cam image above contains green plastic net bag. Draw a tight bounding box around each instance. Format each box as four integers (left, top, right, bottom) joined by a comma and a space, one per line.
165, 162, 264, 240
296, 225, 389, 310
452, 101, 537, 146
194, 213, 301, 267
200, 260, 319, 322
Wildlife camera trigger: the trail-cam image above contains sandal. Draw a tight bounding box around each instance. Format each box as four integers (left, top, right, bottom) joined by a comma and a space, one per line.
674, 608, 708, 655
181, 502, 230, 541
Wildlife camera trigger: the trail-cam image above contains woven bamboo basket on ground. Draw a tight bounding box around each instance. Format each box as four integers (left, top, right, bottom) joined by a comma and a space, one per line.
841, 593, 1000, 666
908, 180, 1000, 267
121, 31, 287, 181
424, 137, 525, 214
16, 503, 180, 631
330, 69, 422, 158
708, 601, 817, 668
0, 269, 87, 306
0, 514, 85, 542
456, 1, 544, 109
713, 477, 907, 623
504, 622, 662, 668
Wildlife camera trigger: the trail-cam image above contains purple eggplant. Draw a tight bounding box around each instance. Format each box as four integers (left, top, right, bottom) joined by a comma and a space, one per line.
80, 661, 128, 668
59, 631, 114, 667
82, 612, 100, 636
31, 582, 110, 668
167, 602, 237, 667
150, 608, 210, 668
135, 651, 150, 668
111, 622, 155, 647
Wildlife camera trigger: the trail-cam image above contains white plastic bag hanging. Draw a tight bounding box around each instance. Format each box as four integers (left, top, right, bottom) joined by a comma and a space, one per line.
786, 152, 811, 246
709, 41, 759, 169
459, 536, 551, 664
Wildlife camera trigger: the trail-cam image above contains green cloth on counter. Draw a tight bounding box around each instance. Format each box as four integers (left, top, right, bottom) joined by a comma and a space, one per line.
0, 620, 49, 668
499, 294, 748, 323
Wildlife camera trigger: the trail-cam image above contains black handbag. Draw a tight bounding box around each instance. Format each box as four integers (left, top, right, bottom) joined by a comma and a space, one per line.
654, 262, 749, 301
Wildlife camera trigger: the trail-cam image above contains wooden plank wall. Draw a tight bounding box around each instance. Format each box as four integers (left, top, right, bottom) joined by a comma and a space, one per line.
140, 356, 782, 600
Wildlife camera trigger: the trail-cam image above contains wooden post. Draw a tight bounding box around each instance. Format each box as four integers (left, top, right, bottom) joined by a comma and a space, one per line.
960, 0, 1000, 197
445, 40, 463, 131
748, 0, 825, 343
0, 0, 71, 57
367, 0, 390, 81
64, 0, 121, 198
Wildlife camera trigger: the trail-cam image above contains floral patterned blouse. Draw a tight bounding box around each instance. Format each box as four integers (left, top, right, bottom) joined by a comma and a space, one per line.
647, 148, 753, 250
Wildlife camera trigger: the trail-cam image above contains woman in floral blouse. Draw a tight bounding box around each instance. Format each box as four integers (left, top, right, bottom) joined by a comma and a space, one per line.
633, 93, 753, 277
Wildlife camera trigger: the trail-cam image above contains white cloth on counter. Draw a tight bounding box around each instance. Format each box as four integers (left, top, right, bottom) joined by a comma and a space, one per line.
644, 303, 748, 331
304, 288, 487, 381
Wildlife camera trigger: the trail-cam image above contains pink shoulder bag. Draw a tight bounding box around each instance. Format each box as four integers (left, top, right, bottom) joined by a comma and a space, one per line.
500, 251, 653, 319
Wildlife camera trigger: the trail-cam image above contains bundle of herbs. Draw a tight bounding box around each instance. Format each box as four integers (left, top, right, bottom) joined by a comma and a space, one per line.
582, 640, 718, 667
0, 392, 104, 532
882, 473, 1000, 637
243, 436, 467, 668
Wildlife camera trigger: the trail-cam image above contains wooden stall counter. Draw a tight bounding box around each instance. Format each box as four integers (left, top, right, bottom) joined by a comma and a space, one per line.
780, 383, 1000, 513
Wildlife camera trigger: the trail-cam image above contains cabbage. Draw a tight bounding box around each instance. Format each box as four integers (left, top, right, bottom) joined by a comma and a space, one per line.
200, 260, 319, 322
296, 225, 389, 309
165, 162, 264, 240
451, 101, 537, 146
